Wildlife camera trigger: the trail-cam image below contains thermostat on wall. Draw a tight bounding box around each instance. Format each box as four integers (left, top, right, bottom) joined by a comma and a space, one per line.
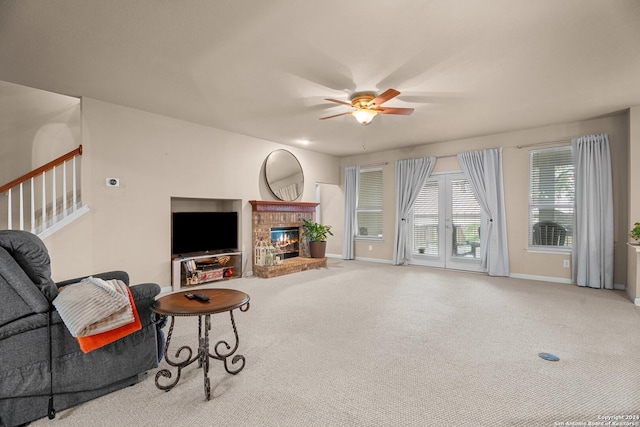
106, 178, 120, 187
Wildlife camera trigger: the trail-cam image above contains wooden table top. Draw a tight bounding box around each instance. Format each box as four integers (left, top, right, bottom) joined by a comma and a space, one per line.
152, 288, 250, 316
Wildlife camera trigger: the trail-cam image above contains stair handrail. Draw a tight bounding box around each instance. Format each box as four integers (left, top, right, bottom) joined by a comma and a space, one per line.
0, 145, 83, 193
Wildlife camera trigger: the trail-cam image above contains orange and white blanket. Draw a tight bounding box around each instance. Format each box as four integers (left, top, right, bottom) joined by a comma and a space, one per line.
52, 277, 141, 352
53, 277, 134, 337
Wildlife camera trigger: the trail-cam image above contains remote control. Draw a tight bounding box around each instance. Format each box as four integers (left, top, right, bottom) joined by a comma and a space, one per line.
184, 292, 195, 299
193, 293, 210, 302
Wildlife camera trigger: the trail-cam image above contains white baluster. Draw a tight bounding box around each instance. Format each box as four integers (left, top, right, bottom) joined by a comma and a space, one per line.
19, 182, 24, 230
62, 160, 68, 215
42, 171, 46, 228
30, 178, 35, 232
52, 165, 57, 223
72, 156, 77, 209
7, 188, 12, 230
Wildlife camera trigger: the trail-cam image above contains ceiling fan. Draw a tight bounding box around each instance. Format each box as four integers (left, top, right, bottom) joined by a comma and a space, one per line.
320, 88, 414, 125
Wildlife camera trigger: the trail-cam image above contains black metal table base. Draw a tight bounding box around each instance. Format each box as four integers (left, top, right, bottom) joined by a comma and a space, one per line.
154, 304, 249, 400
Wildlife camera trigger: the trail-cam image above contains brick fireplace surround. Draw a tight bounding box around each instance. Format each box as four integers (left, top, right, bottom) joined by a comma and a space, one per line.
249, 200, 327, 278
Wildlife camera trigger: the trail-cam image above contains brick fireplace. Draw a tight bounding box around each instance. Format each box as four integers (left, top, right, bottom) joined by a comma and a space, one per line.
249, 200, 327, 278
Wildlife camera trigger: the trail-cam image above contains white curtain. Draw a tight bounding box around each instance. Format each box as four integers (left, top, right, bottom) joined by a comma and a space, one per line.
342, 166, 359, 260
457, 147, 509, 276
393, 157, 436, 265
572, 133, 614, 289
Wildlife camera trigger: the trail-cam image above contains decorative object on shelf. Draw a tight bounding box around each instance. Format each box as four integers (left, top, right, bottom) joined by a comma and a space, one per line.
183, 260, 198, 285
630, 222, 640, 244
264, 150, 304, 201
264, 243, 276, 267
217, 256, 231, 267
186, 274, 200, 285
302, 218, 333, 258
198, 269, 223, 283
254, 240, 267, 266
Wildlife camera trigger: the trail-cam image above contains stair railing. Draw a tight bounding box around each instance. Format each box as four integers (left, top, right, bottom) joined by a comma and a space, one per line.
1, 145, 85, 236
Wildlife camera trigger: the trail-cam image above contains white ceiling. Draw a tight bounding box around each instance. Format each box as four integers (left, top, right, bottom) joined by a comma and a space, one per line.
1, 0, 640, 157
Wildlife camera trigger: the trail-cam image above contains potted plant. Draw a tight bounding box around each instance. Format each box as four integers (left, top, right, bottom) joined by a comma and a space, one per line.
630, 222, 640, 244
302, 218, 333, 258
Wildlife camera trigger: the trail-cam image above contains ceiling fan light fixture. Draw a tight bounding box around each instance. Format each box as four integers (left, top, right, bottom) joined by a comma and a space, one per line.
321, 88, 411, 123
352, 108, 377, 125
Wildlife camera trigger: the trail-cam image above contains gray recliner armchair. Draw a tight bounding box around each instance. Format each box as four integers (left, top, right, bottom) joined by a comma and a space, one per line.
0, 230, 161, 427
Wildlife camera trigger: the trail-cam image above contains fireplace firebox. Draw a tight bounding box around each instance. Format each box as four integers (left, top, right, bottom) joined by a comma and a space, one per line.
270, 226, 299, 259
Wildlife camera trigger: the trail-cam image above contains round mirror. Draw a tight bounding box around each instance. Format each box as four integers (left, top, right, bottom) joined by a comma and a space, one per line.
264, 150, 304, 201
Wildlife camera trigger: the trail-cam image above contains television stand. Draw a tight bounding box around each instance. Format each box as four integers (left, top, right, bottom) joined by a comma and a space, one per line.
171, 251, 242, 292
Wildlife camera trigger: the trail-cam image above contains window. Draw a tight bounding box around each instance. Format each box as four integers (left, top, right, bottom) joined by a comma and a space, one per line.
449, 178, 482, 258
413, 179, 439, 255
356, 168, 383, 238
529, 146, 574, 249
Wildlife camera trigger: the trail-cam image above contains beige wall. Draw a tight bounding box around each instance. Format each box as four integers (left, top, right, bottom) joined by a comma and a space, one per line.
42, 98, 340, 287
0, 82, 80, 184
19, 93, 635, 295
627, 106, 640, 303
336, 113, 630, 284
317, 183, 343, 256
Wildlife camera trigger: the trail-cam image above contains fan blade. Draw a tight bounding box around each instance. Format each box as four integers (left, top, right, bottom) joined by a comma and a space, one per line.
325, 98, 353, 107
378, 107, 414, 115
320, 111, 351, 120
368, 88, 400, 107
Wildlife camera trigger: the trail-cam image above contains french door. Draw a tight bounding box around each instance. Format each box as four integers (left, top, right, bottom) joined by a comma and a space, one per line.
410, 173, 485, 272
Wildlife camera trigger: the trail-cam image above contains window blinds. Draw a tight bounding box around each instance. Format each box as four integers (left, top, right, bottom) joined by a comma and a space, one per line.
529, 146, 574, 247
357, 169, 383, 237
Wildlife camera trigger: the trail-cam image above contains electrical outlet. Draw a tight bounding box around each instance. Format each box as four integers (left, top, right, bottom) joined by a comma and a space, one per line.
563, 260, 570, 268
368, 245, 373, 251
106, 177, 120, 187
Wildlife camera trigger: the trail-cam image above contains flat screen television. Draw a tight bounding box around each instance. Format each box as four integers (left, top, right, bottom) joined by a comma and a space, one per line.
172, 212, 238, 255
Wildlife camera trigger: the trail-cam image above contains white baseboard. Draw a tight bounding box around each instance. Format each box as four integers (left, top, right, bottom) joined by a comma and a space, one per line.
625, 287, 640, 306
354, 256, 393, 264
325, 253, 393, 264
509, 273, 572, 284
510, 274, 636, 301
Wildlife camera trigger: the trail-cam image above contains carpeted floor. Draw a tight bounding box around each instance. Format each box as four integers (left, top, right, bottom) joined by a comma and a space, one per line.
32, 260, 640, 426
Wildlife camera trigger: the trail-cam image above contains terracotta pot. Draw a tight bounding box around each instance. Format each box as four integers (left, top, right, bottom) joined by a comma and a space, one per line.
309, 241, 327, 258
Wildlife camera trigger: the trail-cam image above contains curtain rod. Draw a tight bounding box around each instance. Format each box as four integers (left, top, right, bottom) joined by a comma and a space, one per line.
516, 139, 571, 149
357, 139, 570, 166
360, 161, 389, 168
437, 139, 571, 157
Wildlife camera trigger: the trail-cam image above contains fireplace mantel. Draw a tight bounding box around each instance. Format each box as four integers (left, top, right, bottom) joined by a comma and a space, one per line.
249, 200, 318, 212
